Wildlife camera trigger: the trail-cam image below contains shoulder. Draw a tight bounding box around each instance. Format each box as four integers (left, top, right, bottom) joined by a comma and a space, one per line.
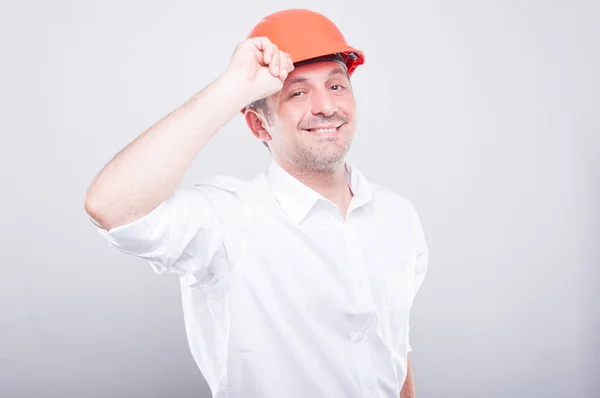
190, 172, 269, 194
370, 183, 428, 252
180, 174, 265, 224
191, 174, 247, 192
371, 183, 420, 219
162, 175, 251, 220
169, 170, 271, 208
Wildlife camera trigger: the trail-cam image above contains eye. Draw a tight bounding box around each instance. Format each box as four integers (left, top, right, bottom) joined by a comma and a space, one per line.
291, 91, 304, 98
331, 85, 344, 91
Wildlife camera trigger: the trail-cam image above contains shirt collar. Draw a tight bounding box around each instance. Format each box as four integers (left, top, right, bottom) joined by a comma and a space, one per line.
265, 160, 374, 224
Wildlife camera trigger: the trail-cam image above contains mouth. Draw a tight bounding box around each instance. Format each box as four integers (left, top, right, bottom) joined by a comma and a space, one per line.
303, 123, 344, 137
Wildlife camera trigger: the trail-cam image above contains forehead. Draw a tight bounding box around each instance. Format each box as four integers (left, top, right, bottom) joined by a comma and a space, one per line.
284, 61, 349, 85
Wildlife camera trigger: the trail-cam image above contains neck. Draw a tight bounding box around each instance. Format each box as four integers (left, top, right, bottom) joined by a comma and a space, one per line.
277, 158, 354, 218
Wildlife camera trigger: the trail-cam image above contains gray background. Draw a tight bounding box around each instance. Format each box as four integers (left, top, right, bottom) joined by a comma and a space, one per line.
1, 0, 598, 397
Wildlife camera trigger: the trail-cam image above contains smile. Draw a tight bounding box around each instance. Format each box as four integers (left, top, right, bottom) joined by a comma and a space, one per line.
304, 124, 344, 135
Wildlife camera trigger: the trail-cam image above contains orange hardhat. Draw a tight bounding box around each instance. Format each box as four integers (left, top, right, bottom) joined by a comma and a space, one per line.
247, 9, 365, 75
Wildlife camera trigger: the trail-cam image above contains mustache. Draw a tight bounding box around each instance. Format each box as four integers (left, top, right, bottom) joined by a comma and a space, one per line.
300, 115, 349, 130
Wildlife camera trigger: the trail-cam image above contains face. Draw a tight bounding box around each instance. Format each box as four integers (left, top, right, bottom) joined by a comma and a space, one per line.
248, 61, 357, 173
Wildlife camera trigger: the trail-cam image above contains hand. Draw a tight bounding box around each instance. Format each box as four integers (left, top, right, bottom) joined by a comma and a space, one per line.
225, 36, 295, 105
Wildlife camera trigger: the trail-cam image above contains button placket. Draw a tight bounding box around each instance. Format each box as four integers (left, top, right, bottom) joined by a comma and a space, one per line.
344, 220, 377, 398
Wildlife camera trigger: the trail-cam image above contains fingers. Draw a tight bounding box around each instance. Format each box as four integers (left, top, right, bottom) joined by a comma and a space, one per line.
249, 36, 277, 67
266, 47, 295, 81
279, 52, 294, 80
262, 42, 283, 78
286, 52, 294, 75
269, 47, 280, 76
247, 37, 295, 80
249, 36, 272, 52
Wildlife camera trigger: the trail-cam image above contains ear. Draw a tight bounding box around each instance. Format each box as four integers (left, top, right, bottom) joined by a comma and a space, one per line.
244, 109, 272, 144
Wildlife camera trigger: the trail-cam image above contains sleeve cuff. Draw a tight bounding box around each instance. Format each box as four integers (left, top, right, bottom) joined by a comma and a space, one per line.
87, 201, 169, 255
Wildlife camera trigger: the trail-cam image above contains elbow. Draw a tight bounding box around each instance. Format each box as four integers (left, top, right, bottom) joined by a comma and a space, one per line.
84, 195, 109, 230
84, 185, 115, 230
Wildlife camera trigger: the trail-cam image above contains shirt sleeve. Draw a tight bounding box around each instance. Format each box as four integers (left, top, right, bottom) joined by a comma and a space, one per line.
86, 178, 245, 283
414, 210, 429, 296
408, 207, 429, 353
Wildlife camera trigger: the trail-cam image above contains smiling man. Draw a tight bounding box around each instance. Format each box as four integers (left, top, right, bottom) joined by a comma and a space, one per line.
84, 9, 428, 398
247, 57, 355, 177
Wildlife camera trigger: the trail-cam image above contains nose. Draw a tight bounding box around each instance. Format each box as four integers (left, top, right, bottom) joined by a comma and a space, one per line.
310, 88, 337, 117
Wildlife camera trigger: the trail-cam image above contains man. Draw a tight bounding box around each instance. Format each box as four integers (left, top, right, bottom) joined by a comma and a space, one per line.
85, 9, 428, 398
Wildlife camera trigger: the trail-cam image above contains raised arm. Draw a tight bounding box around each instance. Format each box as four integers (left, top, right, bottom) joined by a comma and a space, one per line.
84, 37, 293, 230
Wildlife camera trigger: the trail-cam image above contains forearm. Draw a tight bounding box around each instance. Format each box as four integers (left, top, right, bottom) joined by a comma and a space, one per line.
85, 72, 248, 230
400, 355, 415, 398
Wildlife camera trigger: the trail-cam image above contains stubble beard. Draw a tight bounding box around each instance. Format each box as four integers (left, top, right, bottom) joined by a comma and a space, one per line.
290, 130, 354, 176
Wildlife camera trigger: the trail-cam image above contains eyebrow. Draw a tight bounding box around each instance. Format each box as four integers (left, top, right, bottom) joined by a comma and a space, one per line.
285, 76, 308, 86
327, 67, 348, 78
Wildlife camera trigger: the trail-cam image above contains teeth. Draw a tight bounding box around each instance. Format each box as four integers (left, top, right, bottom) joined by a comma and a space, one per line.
311, 127, 337, 134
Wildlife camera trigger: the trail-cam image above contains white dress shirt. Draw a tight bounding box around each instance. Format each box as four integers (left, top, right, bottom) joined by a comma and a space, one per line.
89, 160, 428, 398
